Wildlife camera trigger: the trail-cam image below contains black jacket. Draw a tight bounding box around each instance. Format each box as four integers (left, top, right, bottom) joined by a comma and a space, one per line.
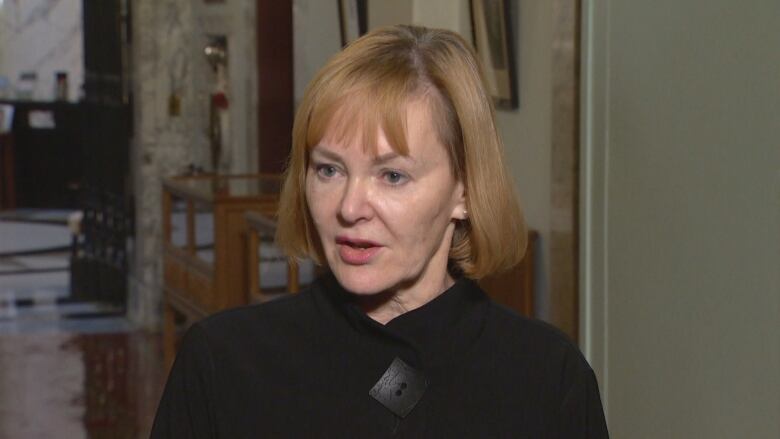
151, 275, 609, 438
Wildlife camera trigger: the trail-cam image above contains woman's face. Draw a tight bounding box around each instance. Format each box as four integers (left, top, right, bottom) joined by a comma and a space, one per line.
305, 98, 466, 297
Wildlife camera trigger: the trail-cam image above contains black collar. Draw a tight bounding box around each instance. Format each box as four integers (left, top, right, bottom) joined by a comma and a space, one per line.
320, 274, 491, 370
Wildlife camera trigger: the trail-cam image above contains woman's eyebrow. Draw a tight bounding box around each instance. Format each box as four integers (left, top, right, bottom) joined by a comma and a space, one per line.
310, 147, 344, 163
373, 152, 416, 165
311, 147, 416, 165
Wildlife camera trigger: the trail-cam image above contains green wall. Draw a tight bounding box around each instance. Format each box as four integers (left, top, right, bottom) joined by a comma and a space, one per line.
581, 0, 780, 437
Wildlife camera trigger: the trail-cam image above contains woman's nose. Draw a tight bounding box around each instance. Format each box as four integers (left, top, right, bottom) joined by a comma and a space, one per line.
338, 177, 374, 224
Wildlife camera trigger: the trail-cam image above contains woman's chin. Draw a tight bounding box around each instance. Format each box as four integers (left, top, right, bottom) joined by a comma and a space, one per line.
334, 274, 386, 296
330, 265, 395, 296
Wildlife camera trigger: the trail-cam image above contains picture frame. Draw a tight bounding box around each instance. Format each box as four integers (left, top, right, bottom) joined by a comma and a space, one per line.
470, 0, 519, 110
338, 0, 368, 47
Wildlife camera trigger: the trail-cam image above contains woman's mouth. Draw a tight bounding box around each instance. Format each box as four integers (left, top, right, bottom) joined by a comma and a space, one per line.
335, 236, 382, 265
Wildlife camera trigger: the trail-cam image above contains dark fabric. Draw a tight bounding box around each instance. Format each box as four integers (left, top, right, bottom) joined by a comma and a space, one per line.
151, 275, 609, 438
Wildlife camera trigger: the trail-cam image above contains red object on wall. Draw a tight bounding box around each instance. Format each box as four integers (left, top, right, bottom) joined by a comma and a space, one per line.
212, 92, 229, 109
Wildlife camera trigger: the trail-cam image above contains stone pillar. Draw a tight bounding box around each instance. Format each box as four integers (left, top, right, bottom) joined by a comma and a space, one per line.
128, 0, 257, 328
128, 0, 209, 328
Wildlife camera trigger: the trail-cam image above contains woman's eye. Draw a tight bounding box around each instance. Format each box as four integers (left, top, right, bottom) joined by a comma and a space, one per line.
383, 170, 407, 185
316, 164, 338, 178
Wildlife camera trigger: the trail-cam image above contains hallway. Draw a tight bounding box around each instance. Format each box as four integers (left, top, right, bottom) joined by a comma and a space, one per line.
0, 211, 165, 439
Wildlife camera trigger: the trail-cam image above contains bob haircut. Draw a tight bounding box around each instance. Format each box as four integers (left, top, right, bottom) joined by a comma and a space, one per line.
276, 25, 526, 279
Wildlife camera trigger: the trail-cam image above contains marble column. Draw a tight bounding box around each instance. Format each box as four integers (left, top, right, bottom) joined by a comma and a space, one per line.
128, 0, 209, 328
128, 0, 257, 328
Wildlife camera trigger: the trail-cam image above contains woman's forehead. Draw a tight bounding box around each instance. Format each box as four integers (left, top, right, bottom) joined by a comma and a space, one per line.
312, 100, 449, 167
309, 93, 441, 156
315, 129, 401, 157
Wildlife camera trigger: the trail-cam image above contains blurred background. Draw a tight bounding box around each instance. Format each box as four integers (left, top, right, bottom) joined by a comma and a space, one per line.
0, 0, 777, 438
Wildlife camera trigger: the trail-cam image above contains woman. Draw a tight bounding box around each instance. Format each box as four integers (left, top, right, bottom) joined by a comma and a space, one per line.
152, 25, 608, 438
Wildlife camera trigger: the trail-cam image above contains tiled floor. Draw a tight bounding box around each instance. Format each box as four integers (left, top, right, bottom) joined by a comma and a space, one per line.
0, 210, 166, 439
0, 329, 165, 439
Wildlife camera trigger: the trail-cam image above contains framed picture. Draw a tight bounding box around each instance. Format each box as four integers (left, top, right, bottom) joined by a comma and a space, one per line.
338, 0, 368, 47
470, 0, 519, 109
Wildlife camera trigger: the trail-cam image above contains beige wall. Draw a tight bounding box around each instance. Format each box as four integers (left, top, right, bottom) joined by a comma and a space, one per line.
492, 2, 554, 319
0, 0, 84, 102
411, 0, 469, 31
292, 0, 415, 103
581, 0, 780, 436
370, 0, 413, 29
293, 0, 341, 104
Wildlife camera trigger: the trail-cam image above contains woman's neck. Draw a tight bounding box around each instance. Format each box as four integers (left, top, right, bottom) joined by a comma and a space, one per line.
358, 271, 455, 325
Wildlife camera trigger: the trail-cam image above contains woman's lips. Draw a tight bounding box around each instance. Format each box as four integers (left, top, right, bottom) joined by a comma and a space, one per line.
335, 236, 382, 265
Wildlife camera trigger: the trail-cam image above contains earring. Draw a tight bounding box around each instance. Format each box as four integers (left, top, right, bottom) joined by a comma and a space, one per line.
463, 209, 468, 219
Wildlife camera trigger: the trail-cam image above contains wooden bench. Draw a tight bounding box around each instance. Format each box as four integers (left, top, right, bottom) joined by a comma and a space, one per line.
161, 174, 282, 368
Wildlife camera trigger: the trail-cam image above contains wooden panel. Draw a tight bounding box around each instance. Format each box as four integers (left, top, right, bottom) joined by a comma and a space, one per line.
187, 267, 214, 311
163, 257, 186, 292
163, 301, 176, 369
245, 210, 301, 303
224, 205, 254, 308
256, 0, 293, 173
162, 174, 282, 359
479, 231, 538, 317
162, 191, 172, 243
212, 203, 231, 309
246, 228, 261, 303
549, 0, 581, 341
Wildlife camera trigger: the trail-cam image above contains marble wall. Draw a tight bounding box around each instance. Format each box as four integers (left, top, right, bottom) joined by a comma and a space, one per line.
128, 0, 258, 328
0, 0, 83, 101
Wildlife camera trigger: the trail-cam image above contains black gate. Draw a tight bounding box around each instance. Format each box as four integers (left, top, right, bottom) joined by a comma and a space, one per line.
70, 0, 132, 306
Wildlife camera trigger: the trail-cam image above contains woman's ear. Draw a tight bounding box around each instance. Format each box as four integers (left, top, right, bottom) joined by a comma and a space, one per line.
450, 181, 467, 220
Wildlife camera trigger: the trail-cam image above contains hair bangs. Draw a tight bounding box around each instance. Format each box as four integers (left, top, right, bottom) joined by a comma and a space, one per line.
305, 79, 416, 157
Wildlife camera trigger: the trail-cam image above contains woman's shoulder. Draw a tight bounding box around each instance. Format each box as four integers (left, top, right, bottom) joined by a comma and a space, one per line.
484, 302, 594, 373
186, 288, 320, 355
203, 290, 313, 328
